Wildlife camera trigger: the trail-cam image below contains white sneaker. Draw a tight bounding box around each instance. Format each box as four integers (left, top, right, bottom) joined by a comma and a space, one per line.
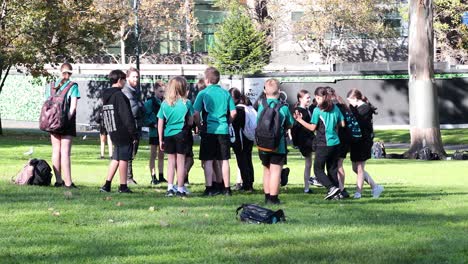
353, 192, 362, 199
183, 187, 191, 195
372, 185, 384, 198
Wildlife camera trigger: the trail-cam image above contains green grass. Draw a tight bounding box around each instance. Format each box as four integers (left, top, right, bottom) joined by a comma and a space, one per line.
1, 131, 468, 263
374, 128, 468, 145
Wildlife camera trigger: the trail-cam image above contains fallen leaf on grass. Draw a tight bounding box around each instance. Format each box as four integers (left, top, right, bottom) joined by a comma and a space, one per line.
103, 196, 113, 201
108, 219, 114, 223
154, 189, 164, 193
149, 206, 155, 211
48, 208, 54, 211
52, 211, 60, 216
204, 214, 209, 218
64, 191, 73, 199
159, 220, 170, 227
116, 202, 123, 207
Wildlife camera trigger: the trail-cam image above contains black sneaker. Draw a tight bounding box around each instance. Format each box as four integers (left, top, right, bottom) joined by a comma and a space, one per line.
341, 189, 350, 198
223, 189, 232, 196
99, 185, 111, 193
324, 186, 340, 200
176, 191, 186, 197
266, 198, 281, 205
159, 177, 168, 183
209, 189, 221, 196
304, 189, 313, 194
69, 182, 78, 189
202, 187, 211, 196
54, 182, 64, 188
309, 177, 323, 187
118, 187, 133, 193
151, 179, 160, 185
166, 189, 176, 197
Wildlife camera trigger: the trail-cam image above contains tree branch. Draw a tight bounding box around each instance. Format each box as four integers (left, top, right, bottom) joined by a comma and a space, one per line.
0, 64, 11, 94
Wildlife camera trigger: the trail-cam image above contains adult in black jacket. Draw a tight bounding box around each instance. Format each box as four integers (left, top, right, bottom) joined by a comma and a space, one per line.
100, 70, 138, 193
229, 88, 255, 192
122, 67, 145, 184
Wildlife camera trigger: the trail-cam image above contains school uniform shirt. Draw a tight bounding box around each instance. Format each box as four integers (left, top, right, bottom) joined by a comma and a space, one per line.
143, 96, 162, 138
311, 104, 344, 147
45, 79, 81, 104
157, 99, 194, 137
193, 84, 236, 135
102, 88, 138, 146
257, 98, 294, 154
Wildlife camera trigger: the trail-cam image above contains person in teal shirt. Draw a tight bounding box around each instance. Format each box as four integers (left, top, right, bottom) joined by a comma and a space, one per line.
144, 81, 166, 185
45, 63, 80, 189
257, 79, 294, 204
295, 86, 345, 200
157, 76, 194, 197
193, 67, 236, 196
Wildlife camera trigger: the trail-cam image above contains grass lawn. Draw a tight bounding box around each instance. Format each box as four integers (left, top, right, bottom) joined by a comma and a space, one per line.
0, 130, 467, 263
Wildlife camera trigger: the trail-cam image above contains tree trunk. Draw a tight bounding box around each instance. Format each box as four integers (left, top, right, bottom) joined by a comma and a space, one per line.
120, 24, 126, 65
184, 0, 192, 54
406, 0, 446, 159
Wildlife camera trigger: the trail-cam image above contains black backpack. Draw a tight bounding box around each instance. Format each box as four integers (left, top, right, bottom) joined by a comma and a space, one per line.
29, 159, 52, 186
255, 99, 286, 152
417, 147, 439, 161
236, 204, 286, 224
452, 150, 468, 160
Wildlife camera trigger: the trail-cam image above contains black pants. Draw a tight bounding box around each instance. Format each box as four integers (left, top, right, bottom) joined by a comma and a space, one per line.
232, 136, 254, 189
127, 129, 141, 179
314, 145, 340, 190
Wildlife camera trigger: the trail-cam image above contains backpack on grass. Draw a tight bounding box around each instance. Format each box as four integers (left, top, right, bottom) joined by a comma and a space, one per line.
255, 100, 286, 152
418, 147, 440, 161
452, 150, 468, 160
237, 104, 257, 141
372, 142, 386, 159
13, 159, 52, 186
236, 204, 286, 224
39, 82, 75, 133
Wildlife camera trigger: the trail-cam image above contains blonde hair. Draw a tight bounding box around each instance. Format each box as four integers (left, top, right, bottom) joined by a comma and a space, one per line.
264, 78, 280, 97
165, 76, 188, 106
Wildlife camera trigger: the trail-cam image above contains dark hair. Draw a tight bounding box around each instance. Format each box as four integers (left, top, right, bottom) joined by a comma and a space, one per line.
315, 86, 334, 112
204, 67, 220, 84
229, 87, 242, 104
126, 67, 139, 77
109, 70, 126, 85
295, 89, 309, 108
346, 88, 378, 114
240, 94, 252, 106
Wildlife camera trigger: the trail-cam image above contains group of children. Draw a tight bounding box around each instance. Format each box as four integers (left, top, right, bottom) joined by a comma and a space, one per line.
47, 63, 383, 203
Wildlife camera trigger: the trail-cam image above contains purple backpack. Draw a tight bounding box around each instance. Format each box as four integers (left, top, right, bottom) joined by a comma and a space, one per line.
39, 82, 74, 133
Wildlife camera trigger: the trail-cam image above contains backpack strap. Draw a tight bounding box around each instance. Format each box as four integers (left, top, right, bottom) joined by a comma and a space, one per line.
51, 81, 75, 98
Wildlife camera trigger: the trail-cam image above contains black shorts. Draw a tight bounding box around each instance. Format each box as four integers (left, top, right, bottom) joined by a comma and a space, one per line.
164, 131, 189, 155
298, 145, 313, 157
149, 136, 160, 145
350, 139, 372, 162
259, 152, 287, 167
199, 133, 230, 160
338, 143, 350, 159
112, 144, 134, 161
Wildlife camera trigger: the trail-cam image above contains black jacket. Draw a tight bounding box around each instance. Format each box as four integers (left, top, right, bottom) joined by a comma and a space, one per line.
122, 83, 145, 128
102, 88, 138, 146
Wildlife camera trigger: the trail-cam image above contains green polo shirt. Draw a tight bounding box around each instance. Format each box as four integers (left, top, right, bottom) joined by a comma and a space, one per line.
257, 99, 294, 154
311, 104, 343, 147
193, 84, 236, 135
157, 99, 193, 137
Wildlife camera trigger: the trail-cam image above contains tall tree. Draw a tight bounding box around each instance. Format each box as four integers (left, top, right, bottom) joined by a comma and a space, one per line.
209, 7, 270, 74
292, 0, 399, 63
95, 0, 201, 63
0, 0, 116, 134
406, 0, 446, 158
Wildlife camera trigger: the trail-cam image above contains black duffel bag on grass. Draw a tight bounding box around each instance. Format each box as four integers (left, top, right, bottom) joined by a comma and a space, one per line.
236, 204, 285, 224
